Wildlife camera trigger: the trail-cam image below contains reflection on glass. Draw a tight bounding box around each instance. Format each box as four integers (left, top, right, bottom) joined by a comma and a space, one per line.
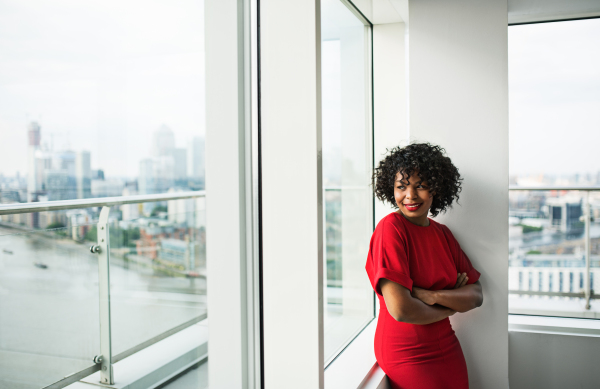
321, 0, 374, 364
0, 222, 99, 388
508, 190, 600, 318
0, 1, 208, 386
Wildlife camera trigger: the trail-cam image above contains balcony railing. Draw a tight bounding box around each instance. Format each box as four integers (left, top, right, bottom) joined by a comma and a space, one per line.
0, 191, 206, 388
509, 186, 599, 314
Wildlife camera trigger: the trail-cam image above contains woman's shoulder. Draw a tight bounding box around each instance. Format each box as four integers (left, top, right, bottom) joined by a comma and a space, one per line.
374, 212, 406, 236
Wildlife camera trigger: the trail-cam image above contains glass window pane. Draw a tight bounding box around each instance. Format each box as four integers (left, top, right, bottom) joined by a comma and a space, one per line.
509, 19, 600, 318
0, 0, 205, 205
321, 0, 374, 364
0, 1, 209, 387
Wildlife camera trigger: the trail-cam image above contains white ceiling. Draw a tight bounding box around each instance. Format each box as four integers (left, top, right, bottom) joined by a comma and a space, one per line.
508, 0, 600, 24
347, 0, 600, 25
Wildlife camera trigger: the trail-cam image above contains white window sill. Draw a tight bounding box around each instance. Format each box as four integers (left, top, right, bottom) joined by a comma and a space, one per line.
325, 319, 388, 389
509, 314, 600, 337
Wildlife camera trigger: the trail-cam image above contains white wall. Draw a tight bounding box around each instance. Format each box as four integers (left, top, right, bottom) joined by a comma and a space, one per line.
406, 0, 509, 388
509, 331, 600, 388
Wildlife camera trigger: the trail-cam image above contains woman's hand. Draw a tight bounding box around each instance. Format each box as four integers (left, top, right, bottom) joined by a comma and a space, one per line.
454, 272, 469, 289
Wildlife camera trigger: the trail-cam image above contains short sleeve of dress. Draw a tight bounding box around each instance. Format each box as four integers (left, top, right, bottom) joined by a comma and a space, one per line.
442, 225, 481, 285
365, 217, 413, 296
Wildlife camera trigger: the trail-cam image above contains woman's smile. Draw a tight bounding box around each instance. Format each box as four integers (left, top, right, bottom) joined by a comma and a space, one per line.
403, 203, 423, 212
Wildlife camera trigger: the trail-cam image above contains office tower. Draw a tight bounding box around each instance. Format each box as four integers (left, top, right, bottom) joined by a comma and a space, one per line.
173, 148, 188, 181
547, 197, 583, 232
187, 136, 205, 181
47, 151, 77, 200
26, 122, 42, 201
75, 151, 91, 199
139, 158, 155, 196
152, 124, 175, 158
121, 186, 140, 221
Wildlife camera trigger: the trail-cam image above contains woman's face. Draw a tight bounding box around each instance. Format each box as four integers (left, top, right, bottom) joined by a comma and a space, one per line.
394, 171, 433, 226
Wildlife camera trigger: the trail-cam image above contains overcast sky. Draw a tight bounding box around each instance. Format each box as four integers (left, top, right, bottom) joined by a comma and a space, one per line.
509, 18, 600, 176
0, 3, 599, 179
0, 0, 205, 178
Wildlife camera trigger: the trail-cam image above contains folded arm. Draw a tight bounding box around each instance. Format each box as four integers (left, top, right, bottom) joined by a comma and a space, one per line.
379, 278, 456, 325
412, 273, 483, 313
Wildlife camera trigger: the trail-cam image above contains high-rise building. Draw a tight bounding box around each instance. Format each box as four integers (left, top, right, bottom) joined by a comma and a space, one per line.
26, 122, 42, 201
152, 124, 175, 158
547, 197, 583, 232
173, 148, 188, 181
47, 151, 77, 200
138, 158, 155, 196
187, 136, 205, 181
121, 187, 140, 221
75, 151, 92, 199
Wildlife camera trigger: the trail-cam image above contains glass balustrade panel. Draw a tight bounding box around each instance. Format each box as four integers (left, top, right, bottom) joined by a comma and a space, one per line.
108, 200, 207, 385
0, 215, 99, 388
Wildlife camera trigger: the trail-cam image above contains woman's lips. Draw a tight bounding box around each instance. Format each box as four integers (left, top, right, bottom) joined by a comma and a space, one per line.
404, 203, 422, 212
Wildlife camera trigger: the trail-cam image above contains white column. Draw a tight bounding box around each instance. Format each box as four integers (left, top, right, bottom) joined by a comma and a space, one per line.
260, 0, 324, 388
407, 1, 509, 388
205, 1, 249, 388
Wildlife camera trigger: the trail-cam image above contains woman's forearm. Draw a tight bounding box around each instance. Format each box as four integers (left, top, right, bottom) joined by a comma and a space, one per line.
380, 278, 457, 325
432, 283, 483, 312
393, 296, 456, 325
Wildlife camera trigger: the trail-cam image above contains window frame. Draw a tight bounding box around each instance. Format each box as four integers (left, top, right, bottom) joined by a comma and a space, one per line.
321, 0, 377, 368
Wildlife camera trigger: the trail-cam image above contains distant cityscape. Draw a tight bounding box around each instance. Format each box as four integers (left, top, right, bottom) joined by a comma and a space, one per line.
508, 175, 600, 317
0, 122, 207, 273
1, 121, 205, 201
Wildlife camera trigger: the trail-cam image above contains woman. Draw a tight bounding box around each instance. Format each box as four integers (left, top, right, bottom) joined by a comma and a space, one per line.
365, 143, 483, 389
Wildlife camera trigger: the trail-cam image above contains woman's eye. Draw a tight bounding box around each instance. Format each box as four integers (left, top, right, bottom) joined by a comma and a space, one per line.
397, 186, 405, 190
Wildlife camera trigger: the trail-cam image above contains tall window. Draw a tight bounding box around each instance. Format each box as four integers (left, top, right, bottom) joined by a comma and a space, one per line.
321, 0, 374, 364
509, 18, 600, 318
0, 1, 208, 387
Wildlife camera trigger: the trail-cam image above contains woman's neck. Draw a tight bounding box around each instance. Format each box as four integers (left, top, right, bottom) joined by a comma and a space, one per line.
398, 211, 430, 227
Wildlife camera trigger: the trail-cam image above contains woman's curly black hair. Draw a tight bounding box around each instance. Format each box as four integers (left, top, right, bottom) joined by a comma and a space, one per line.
372, 143, 462, 217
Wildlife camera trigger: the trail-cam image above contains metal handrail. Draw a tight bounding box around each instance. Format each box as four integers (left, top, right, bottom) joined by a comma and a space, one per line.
508, 290, 597, 298
509, 186, 600, 191
0, 190, 205, 215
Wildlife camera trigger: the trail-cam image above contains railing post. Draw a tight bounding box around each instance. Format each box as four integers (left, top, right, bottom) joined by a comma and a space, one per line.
94, 206, 114, 384
584, 191, 591, 310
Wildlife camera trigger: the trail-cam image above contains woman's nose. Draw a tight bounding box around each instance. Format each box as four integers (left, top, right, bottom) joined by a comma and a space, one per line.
406, 187, 417, 199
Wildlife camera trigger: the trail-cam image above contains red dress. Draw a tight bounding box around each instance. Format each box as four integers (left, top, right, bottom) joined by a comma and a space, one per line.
365, 212, 481, 389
